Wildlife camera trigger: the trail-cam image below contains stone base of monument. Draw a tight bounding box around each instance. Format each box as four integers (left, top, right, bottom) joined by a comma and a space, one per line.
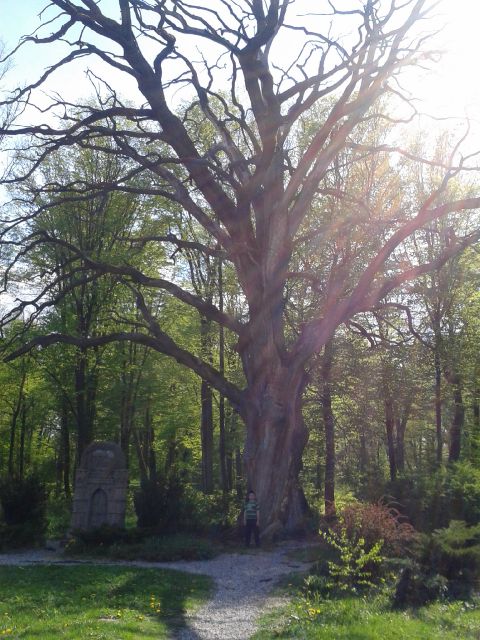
71, 442, 128, 531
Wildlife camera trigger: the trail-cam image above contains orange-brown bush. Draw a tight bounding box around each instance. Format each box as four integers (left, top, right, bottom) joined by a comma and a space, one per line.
336, 501, 418, 556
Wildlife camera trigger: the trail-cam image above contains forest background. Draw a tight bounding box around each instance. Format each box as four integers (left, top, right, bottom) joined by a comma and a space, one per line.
0, 0, 479, 547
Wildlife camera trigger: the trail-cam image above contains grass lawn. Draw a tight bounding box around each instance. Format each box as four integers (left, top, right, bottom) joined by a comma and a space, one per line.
0, 564, 211, 639
253, 591, 480, 639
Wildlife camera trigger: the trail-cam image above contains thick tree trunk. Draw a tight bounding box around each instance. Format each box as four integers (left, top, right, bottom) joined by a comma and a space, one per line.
234, 446, 243, 499
321, 339, 336, 519
243, 364, 309, 538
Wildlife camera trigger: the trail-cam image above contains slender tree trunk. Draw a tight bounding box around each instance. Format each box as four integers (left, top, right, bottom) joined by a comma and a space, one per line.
60, 399, 71, 498
321, 339, 336, 519
200, 379, 214, 493
75, 348, 91, 462
378, 319, 397, 482
134, 402, 157, 484
396, 403, 411, 474
434, 350, 443, 465
119, 343, 136, 466
447, 370, 464, 463
164, 436, 177, 473
359, 430, 368, 475
146, 405, 157, 481
218, 258, 228, 492
472, 379, 480, 460
225, 407, 235, 492
395, 417, 406, 473
86, 348, 98, 442
8, 365, 27, 477
75, 345, 99, 465
219, 396, 227, 490
384, 393, 397, 482
18, 401, 27, 479
199, 316, 214, 493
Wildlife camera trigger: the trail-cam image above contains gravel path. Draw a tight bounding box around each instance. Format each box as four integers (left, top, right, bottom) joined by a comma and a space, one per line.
0, 541, 312, 640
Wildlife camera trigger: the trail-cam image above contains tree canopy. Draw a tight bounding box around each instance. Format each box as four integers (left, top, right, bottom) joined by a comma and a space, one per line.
0, 0, 479, 535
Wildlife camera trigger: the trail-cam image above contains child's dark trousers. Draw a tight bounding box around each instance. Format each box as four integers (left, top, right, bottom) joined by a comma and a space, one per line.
245, 520, 260, 547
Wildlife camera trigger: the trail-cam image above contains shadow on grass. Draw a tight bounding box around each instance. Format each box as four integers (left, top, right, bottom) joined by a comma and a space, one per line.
0, 564, 209, 639
109, 570, 204, 639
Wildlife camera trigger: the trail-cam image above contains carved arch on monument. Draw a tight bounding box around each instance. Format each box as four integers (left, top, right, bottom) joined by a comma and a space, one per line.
88, 488, 108, 528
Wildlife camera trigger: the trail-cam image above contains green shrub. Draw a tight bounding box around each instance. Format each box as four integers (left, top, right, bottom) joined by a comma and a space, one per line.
134, 471, 193, 532
134, 475, 242, 535
46, 497, 72, 538
399, 520, 480, 603
190, 489, 241, 532
382, 464, 480, 533
303, 574, 330, 598
393, 563, 448, 607
0, 474, 47, 549
68, 524, 144, 550
319, 525, 385, 593
430, 520, 480, 585
383, 471, 448, 531
445, 462, 480, 525
108, 533, 217, 561
66, 526, 218, 562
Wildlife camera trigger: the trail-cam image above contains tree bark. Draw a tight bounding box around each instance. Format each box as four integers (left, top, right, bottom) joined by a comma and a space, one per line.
384, 394, 397, 482
218, 258, 228, 493
75, 347, 96, 464
472, 380, 480, 461
8, 364, 27, 477
225, 407, 236, 492
434, 350, 443, 465
134, 402, 157, 484
395, 403, 411, 474
242, 360, 309, 537
200, 378, 214, 493
446, 370, 464, 463
395, 417, 406, 473
321, 339, 336, 519
2, 0, 465, 536
18, 401, 27, 480
199, 314, 215, 493
234, 446, 243, 499
60, 399, 71, 498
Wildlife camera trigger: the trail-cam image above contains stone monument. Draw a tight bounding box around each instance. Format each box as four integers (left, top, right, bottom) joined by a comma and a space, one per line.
71, 441, 128, 530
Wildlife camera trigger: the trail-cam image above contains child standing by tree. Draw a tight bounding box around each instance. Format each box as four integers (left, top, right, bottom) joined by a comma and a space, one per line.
244, 490, 260, 547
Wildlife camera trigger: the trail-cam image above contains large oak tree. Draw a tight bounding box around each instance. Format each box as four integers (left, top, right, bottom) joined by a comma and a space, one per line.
1, 0, 480, 536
